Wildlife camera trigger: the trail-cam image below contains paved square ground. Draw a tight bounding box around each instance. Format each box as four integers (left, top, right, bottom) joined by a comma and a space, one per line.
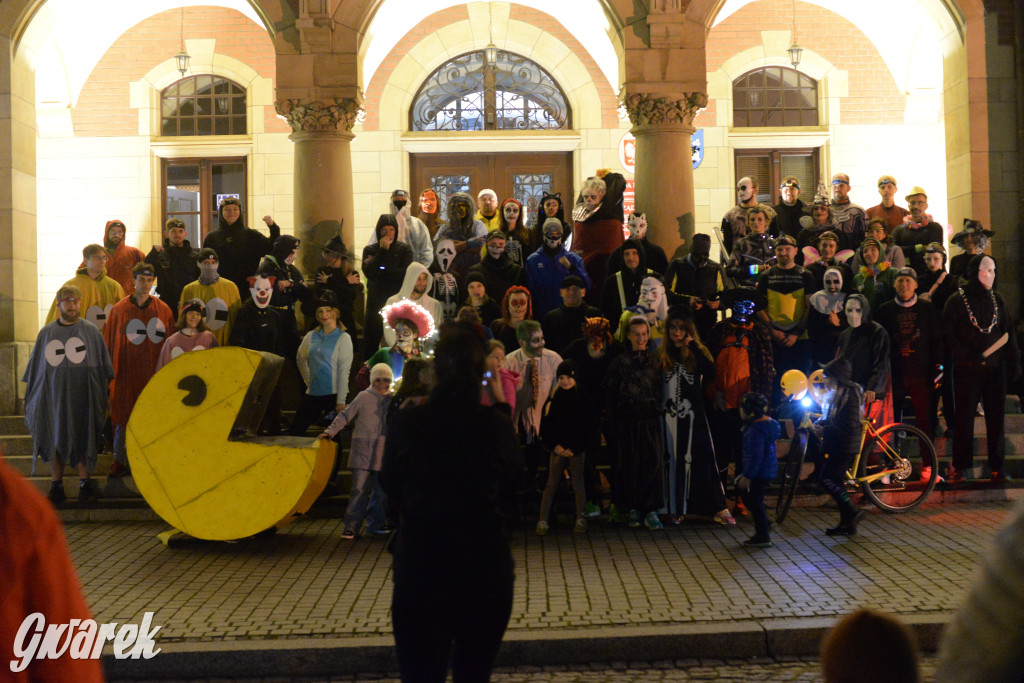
65, 501, 1014, 645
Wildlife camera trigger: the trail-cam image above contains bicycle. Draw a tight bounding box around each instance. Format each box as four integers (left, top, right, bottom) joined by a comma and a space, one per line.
774, 370, 940, 520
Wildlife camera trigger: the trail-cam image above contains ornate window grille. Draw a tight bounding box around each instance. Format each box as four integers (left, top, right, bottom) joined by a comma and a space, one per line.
732, 67, 818, 127
161, 75, 247, 136
410, 51, 571, 131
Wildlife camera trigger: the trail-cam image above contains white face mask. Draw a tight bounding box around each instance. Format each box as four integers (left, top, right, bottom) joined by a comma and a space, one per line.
543, 228, 562, 249
436, 239, 456, 273
249, 276, 274, 309
845, 300, 864, 328
640, 279, 664, 310
486, 240, 506, 259
628, 214, 647, 239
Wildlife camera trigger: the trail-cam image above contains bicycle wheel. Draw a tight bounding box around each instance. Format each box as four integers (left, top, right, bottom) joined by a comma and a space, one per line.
775, 428, 808, 523
858, 422, 938, 513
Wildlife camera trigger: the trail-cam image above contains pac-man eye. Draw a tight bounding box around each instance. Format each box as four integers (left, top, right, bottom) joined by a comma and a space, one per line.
178, 375, 207, 407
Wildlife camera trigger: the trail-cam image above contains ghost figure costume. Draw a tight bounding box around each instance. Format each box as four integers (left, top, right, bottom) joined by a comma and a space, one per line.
23, 317, 113, 474
178, 254, 242, 348
383, 261, 443, 347
104, 279, 176, 466
806, 266, 848, 367
662, 311, 725, 517
45, 268, 125, 332
431, 239, 461, 324
155, 300, 219, 372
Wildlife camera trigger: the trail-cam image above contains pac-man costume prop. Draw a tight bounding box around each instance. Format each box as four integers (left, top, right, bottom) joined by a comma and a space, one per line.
127, 346, 334, 541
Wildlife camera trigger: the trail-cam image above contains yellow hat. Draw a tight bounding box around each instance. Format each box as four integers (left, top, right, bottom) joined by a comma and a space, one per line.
905, 186, 927, 201
877, 175, 896, 187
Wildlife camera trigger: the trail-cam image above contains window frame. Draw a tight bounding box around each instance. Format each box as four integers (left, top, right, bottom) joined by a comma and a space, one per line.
732, 66, 819, 128
160, 75, 248, 137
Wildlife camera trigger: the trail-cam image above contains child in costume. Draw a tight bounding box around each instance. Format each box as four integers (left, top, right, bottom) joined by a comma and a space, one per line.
735, 392, 780, 548
320, 363, 394, 539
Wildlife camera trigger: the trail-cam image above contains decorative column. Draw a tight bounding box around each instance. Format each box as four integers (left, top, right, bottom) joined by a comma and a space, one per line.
625, 91, 707, 257
275, 97, 362, 279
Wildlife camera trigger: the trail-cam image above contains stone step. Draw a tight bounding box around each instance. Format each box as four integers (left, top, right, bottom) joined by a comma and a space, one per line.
0, 434, 32, 455
0, 416, 28, 435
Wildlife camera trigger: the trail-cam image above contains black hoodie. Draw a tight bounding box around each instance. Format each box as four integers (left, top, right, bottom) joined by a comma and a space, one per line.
943, 254, 1020, 378
202, 203, 280, 295
601, 237, 649, 323
145, 238, 199, 316
466, 249, 523, 305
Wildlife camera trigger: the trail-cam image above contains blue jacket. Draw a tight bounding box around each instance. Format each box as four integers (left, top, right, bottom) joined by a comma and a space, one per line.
524, 247, 590, 319
742, 418, 781, 480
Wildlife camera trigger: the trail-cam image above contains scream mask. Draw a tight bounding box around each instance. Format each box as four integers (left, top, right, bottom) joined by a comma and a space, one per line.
435, 239, 456, 274
248, 275, 275, 309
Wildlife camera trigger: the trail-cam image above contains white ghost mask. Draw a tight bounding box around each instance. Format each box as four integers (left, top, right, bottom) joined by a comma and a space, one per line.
436, 239, 456, 274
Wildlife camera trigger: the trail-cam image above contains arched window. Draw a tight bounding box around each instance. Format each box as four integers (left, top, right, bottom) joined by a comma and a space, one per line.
410, 50, 570, 131
161, 75, 247, 136
733, 67, 817, 127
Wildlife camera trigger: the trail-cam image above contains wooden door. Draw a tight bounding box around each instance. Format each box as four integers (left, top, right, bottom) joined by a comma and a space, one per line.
410, 152, 572, 228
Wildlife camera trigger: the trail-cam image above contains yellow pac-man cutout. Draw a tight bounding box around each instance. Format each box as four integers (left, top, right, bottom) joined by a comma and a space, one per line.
127, 347, 334, 541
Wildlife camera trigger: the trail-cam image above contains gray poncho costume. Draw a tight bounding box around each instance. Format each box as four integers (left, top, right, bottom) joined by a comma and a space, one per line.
22, 318, 114, 473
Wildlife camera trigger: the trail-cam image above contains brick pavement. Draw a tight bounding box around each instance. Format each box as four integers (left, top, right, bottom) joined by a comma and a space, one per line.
67, 501, 1012, 650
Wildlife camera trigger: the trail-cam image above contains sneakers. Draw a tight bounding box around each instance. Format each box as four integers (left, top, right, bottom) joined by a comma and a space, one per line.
644, 512, 663, 530
627, 509, 642, 528
992, 471, 1012, 483
947, 466, 965, 484
583, 501, 601, 518
107, 461, 131, 478
341, 529, 356, 540
742, 535, 773, 548
48, 481, 66, 505
78, 479, 100, 503
574, 518, 587, 534
713, 509, 737, 525
536, 521, 549, 536
607, 504, 624, 523
733, 498, 748, 517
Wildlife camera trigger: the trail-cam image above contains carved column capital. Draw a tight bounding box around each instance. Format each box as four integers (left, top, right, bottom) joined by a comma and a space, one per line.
623, 92, 708, 128
274, 98, 363, 133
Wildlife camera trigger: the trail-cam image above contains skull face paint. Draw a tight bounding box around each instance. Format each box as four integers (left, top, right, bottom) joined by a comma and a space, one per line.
845, 298, 864, 328
508, 292, 529, 321
627, 213, 648, 240
737, 177, 755, 204
503, 202, 520, 224
394, 320, 416, 346
435, 239, 456, 273
249, 275, 275, 309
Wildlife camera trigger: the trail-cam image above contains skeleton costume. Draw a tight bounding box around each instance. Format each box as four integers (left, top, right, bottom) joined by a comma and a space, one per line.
431, 239, 461, 325
661, 306, 726, 517
434, 192, 487, 285
23, 316, 113, 474
178, 248, 242, 348
806, 266, 849, 367
498, 198, 536, 268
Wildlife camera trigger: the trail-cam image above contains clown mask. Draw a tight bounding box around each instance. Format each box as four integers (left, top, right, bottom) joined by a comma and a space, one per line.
248, 275, 275, 309
627, 213, 648, 240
